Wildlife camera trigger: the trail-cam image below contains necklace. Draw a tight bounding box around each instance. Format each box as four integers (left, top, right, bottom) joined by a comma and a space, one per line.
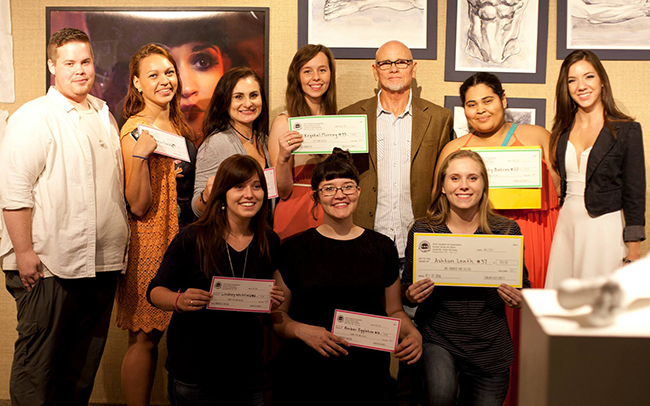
226, 244, 249, 278
230, 123, 253, 144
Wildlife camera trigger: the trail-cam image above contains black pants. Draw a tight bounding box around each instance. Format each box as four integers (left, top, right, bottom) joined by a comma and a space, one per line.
5, 271, 117, 406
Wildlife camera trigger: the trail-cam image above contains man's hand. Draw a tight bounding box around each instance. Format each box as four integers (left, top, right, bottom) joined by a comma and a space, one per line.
16, 249, 43, 291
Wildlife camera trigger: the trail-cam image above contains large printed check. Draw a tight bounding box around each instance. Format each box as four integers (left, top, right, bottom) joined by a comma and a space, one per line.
332, 310, 401, 352
136, 124, 190, 162
465, 146, 542, 188
207, 277, 274, 313
289, 115, 368, 154
413, 233, 524, 288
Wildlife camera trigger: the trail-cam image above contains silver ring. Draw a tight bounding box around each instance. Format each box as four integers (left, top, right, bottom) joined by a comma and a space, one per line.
287, 139, 292, 146
190, 300, 194, 305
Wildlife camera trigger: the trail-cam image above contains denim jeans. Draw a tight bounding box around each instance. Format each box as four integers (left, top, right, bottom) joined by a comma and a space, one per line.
421, 342, 509, 406
168, 374, 265, 406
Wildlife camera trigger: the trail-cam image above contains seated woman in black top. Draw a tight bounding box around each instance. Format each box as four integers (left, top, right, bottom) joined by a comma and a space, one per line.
147, 154, 284, 406
271, 148, 422, 406
402, 150, 530, 406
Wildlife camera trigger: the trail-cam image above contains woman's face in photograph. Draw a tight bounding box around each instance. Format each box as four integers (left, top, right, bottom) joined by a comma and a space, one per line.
169, 41, 224, 136
442, 157, 485, 213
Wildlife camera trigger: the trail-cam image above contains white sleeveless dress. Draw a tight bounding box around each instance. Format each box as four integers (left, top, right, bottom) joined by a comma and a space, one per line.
545, 142, 626, 289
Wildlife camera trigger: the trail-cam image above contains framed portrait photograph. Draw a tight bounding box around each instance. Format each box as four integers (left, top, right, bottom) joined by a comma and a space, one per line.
444, 0, 548, 83
298, 0, 437, 59
444, 96, 546, 138
46, 7, 269, 134
557, 0, 650, 60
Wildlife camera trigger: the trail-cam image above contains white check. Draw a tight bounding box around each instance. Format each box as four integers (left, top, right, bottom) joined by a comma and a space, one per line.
465, 147, 542, 188
207, 277, 274, 313
289, 115, 368, 154
264, 168, 278, 199
137, 124, 190, 162
332, 310, 401, 352
413, 234, 524, 288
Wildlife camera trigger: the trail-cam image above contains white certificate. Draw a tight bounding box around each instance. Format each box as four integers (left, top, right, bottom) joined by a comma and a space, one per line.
264, 167, 278, 199
207, 277, 274, 313
331, 310, 401, 352
464, 147, 542, 188
137, 124, 190, 162
289, 115, 368, 154
413, 233, 524, 288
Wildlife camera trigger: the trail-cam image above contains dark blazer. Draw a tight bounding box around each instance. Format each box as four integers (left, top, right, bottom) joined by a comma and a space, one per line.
556, 120, 645, 242
339, 95, 453, 230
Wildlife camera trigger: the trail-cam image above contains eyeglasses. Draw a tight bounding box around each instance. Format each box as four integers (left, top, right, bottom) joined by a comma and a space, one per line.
317, 183, 359, 197
375, 59, 413, 70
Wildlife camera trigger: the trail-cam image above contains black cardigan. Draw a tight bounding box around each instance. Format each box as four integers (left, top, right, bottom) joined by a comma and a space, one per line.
556, 120, 646, 242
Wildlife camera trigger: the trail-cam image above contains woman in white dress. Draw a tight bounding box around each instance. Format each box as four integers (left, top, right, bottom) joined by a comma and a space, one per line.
545, 50, 645, 288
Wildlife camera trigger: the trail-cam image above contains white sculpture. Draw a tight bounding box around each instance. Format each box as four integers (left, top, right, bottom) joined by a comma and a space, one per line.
557, 255, 650, 327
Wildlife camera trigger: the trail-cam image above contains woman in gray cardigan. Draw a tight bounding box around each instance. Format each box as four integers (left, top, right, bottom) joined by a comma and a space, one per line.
192, 67, 271, 217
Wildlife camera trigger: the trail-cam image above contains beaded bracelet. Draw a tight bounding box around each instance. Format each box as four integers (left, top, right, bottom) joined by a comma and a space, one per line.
174, 292, 184, 313
132, 155, 149, 161
199, 189, 208, 204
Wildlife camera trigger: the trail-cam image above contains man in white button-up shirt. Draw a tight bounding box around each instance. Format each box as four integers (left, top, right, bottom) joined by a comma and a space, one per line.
340, 41, 453, 261
0, 28, 128, 406
340, 40, 453, 405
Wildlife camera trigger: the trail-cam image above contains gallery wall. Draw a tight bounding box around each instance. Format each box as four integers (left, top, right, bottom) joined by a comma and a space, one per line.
0, 0, 649, 404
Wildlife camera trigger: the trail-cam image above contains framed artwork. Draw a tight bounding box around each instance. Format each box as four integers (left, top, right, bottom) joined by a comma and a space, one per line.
298, 0, 437, 59
46, 7, 269, 134
444, 0, 548, 83
557, 0, 650, 60
444, 96, 546, 138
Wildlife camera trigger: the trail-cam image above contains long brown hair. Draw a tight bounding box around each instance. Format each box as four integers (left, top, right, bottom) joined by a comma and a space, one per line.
425, 150, 508, 234
201, 67, 269, 149
194, 155, 270, 279
549, 49, 633, 171
123, 44, 194, 141
286, 44, 337, 117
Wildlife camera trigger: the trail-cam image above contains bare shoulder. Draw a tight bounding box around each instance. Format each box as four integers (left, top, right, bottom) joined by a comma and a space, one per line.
516, 124, 550, 145
269, 114, 290, 138
439, 136, 466, 158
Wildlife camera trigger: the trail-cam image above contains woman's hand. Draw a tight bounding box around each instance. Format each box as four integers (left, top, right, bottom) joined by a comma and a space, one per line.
203, 175, 215, 202
405, 279, 435, 304
177, 288, 212, 312
276, 130, 303, 163
394, 329, 423, 365
132, 130, 158, 158
498, 284, 523, 308
295, 324, 350, 357
270, 284, 285, 310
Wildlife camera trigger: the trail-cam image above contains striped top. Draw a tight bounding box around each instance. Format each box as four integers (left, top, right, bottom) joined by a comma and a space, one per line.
403, 218, 531, 374
374, 90, 414, 257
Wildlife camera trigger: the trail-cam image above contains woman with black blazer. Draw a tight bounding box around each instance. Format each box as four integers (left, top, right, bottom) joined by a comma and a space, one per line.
545, 50, 645, 288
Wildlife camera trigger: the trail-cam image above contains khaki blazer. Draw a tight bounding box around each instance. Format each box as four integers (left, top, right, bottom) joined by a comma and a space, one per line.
340, 95, 453, 230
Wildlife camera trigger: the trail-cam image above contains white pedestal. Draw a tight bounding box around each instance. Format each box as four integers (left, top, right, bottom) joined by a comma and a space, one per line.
518, 289, 650, 406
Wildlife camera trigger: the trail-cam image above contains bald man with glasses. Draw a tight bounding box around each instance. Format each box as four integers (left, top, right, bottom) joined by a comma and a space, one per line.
340, 40, 453, 264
